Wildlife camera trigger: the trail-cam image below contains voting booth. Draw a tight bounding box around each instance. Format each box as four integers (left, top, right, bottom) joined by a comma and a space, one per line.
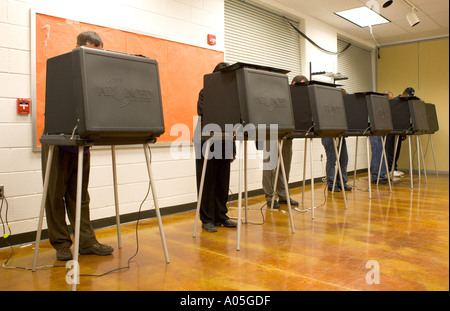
287, 81, 349, 218
365, 92, 393, 136
343, 92, 393, 136
34, 47, 169, 290
202, 62, 295, 138
389, 96, 429, 188
343, 92, 394, 195
195, 62, 296, 249
342, 93, 370, 137
424, 103, 439, 177
425, 103, 439, 134
389, 97, 413, 135
44, 47, 165, 145
408, 98, 429, 135
290, 81, 347, 138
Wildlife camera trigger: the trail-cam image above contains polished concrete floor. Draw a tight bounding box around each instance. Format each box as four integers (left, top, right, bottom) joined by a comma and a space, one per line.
0, 174, 448, 291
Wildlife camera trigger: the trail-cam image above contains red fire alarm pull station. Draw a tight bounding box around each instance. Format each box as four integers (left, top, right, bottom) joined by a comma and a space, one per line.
207, 34, 216, 46
17, 98, 31, 115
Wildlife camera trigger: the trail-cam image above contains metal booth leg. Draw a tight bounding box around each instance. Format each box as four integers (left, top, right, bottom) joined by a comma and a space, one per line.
111, 146, 122, 249
309, 138, 315, 220
367, 137, 372, 199
408, 136, 413, 189
143, 144, 170, 264
429, 135, 438, 178
376, 137, 382, 186
380, 136, 393, 192
271, 138, 283, 211
375, 136, 392, 192
299, 138, 315, 219
269, 138, 296, 229
236, 137, 244, 251
418, 137, 428, 184
302, 138, 307, 205
390, 135, 399, 182
277, 139, 295, 233
353, 137, 358, 189
193, 139, 211, 238
32, 145, 55, 272
416, 136, 421, 182
244, 140, 248, 223
70, 146, 85, 291
332, 138, 347, 209
332, 137, 343, 195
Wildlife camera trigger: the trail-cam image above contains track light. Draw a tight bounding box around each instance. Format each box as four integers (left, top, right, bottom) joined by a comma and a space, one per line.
406, 7, 420, 26
383, 0, 393, 8
383, 0, 421, 27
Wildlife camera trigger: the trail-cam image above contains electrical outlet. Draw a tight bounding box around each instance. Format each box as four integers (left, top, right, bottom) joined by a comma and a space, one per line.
0, 185, 4, 199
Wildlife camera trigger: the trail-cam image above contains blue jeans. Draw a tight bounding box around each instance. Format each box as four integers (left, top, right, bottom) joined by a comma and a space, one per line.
321, 138, 348, 188
369, 136, 387, 181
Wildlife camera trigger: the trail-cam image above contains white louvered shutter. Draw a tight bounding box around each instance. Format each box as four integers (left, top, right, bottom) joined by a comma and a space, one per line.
224, 0, 302, 81
337, 38, 374, 94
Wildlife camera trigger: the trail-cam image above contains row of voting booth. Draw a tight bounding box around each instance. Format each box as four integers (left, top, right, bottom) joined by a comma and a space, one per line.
32, 48, 439, 290
198, 61, 439, 224
197, 62, 440, 253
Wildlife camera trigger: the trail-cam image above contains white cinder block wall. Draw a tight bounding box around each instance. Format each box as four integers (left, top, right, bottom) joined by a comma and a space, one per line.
0, 0, 369, 241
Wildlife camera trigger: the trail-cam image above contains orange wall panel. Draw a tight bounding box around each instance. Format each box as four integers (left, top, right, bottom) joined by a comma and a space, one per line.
34, 13, 224, 146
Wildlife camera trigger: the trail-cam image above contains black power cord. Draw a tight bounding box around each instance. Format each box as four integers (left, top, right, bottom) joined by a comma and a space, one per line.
1, 174, 152, 279
79, 178, 151, 278
284, 16, 351, 55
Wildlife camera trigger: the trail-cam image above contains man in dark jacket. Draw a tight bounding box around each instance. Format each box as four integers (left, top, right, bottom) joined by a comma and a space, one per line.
194, 62, 237, 232
41, 31, 113, 261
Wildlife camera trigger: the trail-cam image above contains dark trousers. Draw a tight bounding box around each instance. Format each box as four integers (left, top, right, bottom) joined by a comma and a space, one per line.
262, 139, 292, 202
321, 138, 348, 187
195, 140, 232, 224
41, 145, 97, 250
385, 135, 402, 171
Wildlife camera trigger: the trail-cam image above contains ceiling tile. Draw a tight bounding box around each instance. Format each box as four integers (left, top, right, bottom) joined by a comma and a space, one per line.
265, 0, 448, 46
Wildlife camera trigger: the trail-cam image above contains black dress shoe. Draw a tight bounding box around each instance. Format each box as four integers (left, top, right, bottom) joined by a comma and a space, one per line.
79, 242, 114, 256
267, 200, 281, 209
56, 247, 73, 261
328, 185, 341, 192
372, 178, 388, 184
279, 198, 299, 206
343, 184, 352, 191
202, 222, 218, 232
214, 219, 237, 227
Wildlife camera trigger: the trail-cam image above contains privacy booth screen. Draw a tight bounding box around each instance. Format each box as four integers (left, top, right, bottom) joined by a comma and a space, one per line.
290, 81, 347, 138
44, 47, 164, 145
424, 103, 439, 134
202, 62, 295, 139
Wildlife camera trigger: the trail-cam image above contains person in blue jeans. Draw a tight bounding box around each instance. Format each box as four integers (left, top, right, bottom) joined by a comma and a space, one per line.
369, 136, 388, 183
321, 138, 352, 192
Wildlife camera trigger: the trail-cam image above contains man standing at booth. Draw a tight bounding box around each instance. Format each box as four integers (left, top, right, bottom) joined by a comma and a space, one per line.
41, 31, 114, 261
321, 89, 353, 192
260, 75, 307, 208
194, 62, 238, 233
385, 88, 415, 177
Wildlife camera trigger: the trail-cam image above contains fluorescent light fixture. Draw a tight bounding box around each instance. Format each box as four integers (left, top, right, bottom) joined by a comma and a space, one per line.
335, 6, 391, 27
